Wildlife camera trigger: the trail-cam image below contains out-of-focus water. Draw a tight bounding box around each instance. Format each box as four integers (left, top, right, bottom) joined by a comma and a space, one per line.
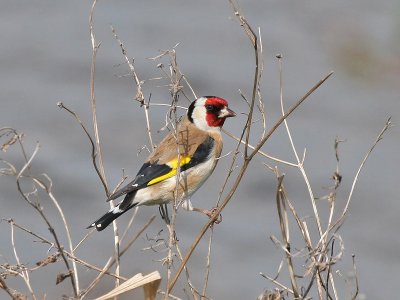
0, 1, 399, 299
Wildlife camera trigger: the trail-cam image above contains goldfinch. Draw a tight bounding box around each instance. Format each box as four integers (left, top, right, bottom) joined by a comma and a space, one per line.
88, 96, 236, 231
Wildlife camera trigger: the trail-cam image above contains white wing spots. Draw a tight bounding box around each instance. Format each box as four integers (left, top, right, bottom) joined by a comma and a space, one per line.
96, 223, 102, 228
132, 183, 138, 187
111, 206, 123, 214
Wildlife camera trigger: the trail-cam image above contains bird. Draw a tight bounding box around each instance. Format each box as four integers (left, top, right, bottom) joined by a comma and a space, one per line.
88, 96, 236, 231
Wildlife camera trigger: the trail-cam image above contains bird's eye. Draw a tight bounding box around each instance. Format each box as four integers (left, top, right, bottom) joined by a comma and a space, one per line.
205, 105, 215, 112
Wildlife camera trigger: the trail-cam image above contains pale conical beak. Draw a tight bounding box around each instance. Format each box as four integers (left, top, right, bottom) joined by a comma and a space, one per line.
218, 107, 236, 119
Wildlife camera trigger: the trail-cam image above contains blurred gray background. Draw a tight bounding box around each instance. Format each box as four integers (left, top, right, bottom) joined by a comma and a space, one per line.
0, 0, 399, 299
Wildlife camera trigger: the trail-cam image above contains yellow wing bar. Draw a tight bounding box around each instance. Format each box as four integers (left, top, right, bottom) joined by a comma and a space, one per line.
147, 156, 191, 186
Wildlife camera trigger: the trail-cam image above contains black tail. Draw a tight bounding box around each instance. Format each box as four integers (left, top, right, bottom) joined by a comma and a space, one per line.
87, 202, 138, 231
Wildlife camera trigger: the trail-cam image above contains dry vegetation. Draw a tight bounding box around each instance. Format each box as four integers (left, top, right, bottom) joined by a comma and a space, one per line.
0, 1, 391, 299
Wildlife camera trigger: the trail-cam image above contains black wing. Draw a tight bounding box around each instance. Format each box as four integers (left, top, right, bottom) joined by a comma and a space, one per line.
108, 162, 172, 200
108, 136, 215, 201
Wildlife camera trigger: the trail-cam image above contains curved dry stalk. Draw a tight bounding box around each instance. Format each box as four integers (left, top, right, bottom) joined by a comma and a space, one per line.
57, 102, 109, 197
333, 117, 392, 233
201, 228, 214, 299
110, 25, 154, 150
14, 143, 79, 298
174, 243, 199, 300
277, 56, 323, 238
229, 0, 259, 159
351, 255, 359, 300
9, 220, 36, 300
275, 176, 300, 298
89, 1, 124, 291
34, 174, 80, 294
89, 0, 109, 195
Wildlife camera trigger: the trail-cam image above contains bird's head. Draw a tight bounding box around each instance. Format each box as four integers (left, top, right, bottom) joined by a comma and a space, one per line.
188, 96, 236, 131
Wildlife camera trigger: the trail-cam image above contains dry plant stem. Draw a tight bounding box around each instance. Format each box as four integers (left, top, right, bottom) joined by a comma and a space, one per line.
0, 276, 18, 299
222, 129, 298, 167
229, 0, 258, 158
110, 25, 154, 149
316, 117, 392, 248
167, 71, 334, 294
278, 58, 326, 298
89, 0, 108, 195
158, 291, 183, 300
351, 255, 359, 300
165, 60, 182, 300
10, 220, 126, 281
174, 243, 199, 300
201, 228, 214, 299
278, 56, 323, 238
15, 143, 79, 298
80, 215, 155, 298
336, 117, 391, 230
256, 27, 267, 142
260, 273, 294, 295
0, 128, 29, 163
89, 2, 122, 293
59, 100, 122, 280
33, 175, 80, 295
57, 102, 108, 196
10, 221, 36, 300
325, 240, 334, 300
275, 176, 300, 298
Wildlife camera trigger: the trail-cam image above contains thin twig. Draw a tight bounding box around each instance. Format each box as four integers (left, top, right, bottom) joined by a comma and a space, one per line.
33, 174, 80, 294
201, 228, 214, 299
275, 176, 300, 298
277, 55, 323, 237
10, 220, 36, 300
259, 272, 294, 295
351, 255, 359, 300
89, 0, 109, 195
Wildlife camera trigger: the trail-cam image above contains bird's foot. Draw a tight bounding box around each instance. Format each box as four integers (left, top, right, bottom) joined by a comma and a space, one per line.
192, 207, 222, 224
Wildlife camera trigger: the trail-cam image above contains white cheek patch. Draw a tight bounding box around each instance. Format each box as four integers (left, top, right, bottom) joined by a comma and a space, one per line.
192, 106, 221, 132
192, 106, 208, 130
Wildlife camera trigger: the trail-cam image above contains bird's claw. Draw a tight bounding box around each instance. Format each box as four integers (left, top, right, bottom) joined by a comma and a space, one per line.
203, 207, 222, 224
